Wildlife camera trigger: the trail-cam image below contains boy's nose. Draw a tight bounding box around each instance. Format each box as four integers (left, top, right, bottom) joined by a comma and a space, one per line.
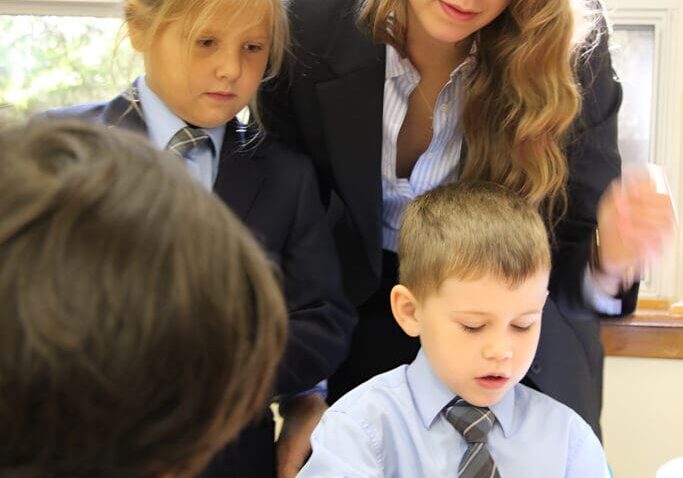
482, 335, 513, 361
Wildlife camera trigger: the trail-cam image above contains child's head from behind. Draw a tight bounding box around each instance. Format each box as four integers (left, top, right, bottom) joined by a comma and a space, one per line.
125, 0, 288, 128
0, 119, 287, 478
392, 182, 550, 407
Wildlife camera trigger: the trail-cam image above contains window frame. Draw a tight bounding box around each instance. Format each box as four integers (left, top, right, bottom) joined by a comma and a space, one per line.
4, 0, 683, 305
0, 1, 121, 17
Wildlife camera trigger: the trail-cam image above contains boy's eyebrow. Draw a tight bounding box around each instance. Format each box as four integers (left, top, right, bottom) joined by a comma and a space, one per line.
517, 308, 544, 316
450, 308, 544, 317
450, 310, 491, 317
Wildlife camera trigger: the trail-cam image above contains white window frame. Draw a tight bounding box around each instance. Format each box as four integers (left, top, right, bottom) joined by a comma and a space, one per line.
0, 1, 121, 17
4, 0, 683, 304
605, 0, 683, 304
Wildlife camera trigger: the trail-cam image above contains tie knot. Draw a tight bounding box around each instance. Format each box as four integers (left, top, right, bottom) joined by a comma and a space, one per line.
445, 399, 496, 443
167, 126, 211, 159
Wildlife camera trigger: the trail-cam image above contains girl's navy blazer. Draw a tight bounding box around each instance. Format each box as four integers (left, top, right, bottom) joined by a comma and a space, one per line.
50, 84, 357, 477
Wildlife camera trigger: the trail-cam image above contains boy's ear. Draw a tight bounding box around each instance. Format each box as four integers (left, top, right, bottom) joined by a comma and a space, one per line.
390, 285, 421, 338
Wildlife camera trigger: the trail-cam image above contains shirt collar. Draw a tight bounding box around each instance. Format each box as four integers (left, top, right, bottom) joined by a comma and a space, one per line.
136, 75, 225, 156
406, 349, 459, 429
385, 44, 418, 80
406, 348, 515, 438
384, 44, 477, 82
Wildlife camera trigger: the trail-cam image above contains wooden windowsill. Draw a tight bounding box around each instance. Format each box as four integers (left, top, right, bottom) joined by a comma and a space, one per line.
600, 302, 683, 359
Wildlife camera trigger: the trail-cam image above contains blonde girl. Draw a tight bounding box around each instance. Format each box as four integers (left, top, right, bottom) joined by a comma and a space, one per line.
49, 0, 355, 477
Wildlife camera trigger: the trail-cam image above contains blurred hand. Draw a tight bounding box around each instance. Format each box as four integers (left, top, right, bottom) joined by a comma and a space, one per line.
276, 393, 328, 478
595, 167, 676, 295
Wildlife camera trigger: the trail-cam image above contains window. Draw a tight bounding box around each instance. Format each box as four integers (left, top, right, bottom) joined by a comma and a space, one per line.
606, 0, 683, 305
0, 1, 141, 121
3, 0, 682, 305
612, 25, 654, 166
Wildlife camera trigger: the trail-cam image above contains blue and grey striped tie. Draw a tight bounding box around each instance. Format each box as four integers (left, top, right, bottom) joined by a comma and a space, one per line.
445, 399, 501, 478
166, 126, 210, 159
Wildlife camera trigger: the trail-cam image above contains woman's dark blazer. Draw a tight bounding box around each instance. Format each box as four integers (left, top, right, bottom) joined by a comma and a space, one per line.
50, 86, 357, 477
260, 0, 637, 438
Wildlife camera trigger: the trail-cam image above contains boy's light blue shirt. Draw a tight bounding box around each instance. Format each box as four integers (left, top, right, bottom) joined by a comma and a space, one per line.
137, 76, 225, 190
297, 349, 610, 478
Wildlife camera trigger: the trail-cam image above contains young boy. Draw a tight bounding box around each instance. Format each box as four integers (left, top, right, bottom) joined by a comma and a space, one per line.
0, 119, 287, 478
297, 182, 611, 477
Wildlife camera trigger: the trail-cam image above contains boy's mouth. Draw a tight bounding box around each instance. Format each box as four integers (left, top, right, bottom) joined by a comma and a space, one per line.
475, 374, 510, 389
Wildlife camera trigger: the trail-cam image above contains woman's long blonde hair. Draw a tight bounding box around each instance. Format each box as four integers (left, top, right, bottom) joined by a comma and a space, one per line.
358, 0, 600, 225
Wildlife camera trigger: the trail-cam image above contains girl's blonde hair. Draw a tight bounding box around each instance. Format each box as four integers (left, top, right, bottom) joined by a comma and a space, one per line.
124, 0, 290, 127
358, 0, 601, 225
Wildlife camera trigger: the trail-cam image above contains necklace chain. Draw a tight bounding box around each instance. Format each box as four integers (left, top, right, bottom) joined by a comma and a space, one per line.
415, 82, 434, 123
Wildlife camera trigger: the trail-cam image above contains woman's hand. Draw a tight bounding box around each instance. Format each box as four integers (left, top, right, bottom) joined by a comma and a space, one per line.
594, 167, 676, 295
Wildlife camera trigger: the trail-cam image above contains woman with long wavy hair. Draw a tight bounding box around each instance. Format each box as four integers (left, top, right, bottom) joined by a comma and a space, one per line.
260, 1, 674, 475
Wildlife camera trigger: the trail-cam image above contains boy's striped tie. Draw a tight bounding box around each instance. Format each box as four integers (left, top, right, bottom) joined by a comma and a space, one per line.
445, 399, 501, 478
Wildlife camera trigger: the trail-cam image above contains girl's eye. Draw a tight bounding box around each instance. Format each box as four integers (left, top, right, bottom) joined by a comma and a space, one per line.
512, 323, 534, 331
243, 43, 264, 52
197, 38, 215, 48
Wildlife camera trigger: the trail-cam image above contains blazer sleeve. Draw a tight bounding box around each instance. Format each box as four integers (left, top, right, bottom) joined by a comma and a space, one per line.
274, 149, 357, 395
550, 15, 638, 319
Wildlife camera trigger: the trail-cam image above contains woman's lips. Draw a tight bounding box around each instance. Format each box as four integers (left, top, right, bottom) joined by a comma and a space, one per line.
439, 1, 478, 21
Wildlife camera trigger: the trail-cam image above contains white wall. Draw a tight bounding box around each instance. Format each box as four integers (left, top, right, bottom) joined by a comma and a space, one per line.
602, 357, 683, 478
602, 3, 683, 474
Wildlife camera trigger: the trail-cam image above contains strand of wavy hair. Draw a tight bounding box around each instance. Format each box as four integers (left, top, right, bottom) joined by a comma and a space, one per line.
358, 0, 600, 232
461, 0, 589, 230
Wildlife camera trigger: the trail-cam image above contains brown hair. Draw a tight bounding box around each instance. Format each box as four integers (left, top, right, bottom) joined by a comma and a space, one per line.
123, 0, 290, 127
358, 0, 601, 225
398, 181, 551, 300
0, 119, 287, 478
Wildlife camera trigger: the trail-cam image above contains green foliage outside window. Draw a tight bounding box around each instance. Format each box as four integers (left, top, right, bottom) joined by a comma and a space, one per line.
0, 15, 142, 122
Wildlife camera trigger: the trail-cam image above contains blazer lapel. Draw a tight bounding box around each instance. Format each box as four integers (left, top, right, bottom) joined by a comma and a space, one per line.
213, 121, 265, 221
102, 84, 265, 220
316, 24, 386, 278
101, 82, 148, 134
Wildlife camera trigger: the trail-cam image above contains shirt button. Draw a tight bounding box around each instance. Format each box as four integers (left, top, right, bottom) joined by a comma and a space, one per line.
440, 103, 449, 111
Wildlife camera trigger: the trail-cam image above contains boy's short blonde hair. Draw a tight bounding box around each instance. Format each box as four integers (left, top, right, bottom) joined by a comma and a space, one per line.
0, 119, 286, 477
398, 181, 551, 300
